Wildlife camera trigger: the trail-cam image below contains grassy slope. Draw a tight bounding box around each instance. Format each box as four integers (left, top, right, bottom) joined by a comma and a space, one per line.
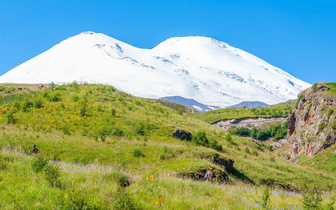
193, 105, 295, 124
0, 83, 335, 209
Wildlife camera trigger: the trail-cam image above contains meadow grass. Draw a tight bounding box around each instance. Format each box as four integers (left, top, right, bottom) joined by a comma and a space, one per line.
0, 83, 335, 209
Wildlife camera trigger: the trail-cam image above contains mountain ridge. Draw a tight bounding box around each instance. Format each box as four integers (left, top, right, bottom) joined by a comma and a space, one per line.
0, 31, 310, 108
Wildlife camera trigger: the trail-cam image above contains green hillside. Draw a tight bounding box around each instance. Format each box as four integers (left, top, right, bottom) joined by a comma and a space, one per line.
0, 83, 335, 209
194, 105, 295, 124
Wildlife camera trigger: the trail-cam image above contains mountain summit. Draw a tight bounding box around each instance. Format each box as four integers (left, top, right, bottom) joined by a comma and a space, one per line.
0, 31, 310, 108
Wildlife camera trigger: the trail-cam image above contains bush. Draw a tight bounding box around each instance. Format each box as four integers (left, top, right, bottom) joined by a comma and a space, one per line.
225, 133, 232, 142
48, 92, 61, 102
113, 187, 136, 210
302, 188, 322, 209
192, 131, 209, 146
111, 108, 116, 116
33, 97, 43, 108
111, 172, 131, 188
5, 111, 17, 124
331, 123, 336, 130
177, 108, 183, 115
209, 140, 223, 151
327, 109, 334, 119
134, 122, 145, 135
251, 150, 259, 156
318, 122, 327, 132
132, 149, 144, 157
244, 147, 251, 154
44, 164, 61, 187
31, 156, 48, 173
261, 187, 271, 208
79, 103, 87, 117
21, 99, 33, 112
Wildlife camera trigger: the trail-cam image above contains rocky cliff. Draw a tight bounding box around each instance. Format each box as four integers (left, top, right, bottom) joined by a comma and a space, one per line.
287, 82, 336, 157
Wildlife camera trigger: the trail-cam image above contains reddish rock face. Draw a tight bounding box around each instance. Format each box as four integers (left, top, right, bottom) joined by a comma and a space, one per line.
287, 83, 336, 158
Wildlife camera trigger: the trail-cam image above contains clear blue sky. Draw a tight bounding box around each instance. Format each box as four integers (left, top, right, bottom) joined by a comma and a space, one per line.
1, 0, 335, 84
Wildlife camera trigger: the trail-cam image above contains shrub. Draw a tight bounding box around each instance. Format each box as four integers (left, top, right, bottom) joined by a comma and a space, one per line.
112, 172, 131, 188
48, 92, 61, 102
327, 109, 334, 119
79, 103, 87, 117
261, 187, 271, 208
21, 99, 33, 112
113, 187, 136, 210
177, 108, 183, 115
244, 147, 251, 154
192, 131, 209, 146
251, 150, 259, 156
332, 123, 336, 130
112, 127, 124, 137
33, 97, 43, 108
134, 122, 145, 135
132, 149, 144, 157
13, 100, 20, 109
209, 140, 223, 151
71, 95, 79, 102
318, 122, 327, 132
31, 156, 48, 173
302, 188, 322, 209
225, 133, 232, 142
111, 108, 116, 116
44, 164, 61, 187
5, 111, 17, 124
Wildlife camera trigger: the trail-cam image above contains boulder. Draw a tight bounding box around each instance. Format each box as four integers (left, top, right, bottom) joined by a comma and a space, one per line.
172, 129, 192, 141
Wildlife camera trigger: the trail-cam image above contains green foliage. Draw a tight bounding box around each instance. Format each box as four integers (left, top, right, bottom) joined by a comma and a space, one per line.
177, 108, 183, 115
331, 123, 336, 130
33, 97, 44, 108
48, 92, 61, 102
296, 95, 305, 108
192, 131, 209, 146
302, 188, 322, 209
111, 108, 116, 116
328, 109, 334, 119
251, 150, 259, 156
44, 163, 61, 187
229, 122, 287, 141
209, 140, 223, 151
79, 103, 87, 117
319, 122, 327, 132
326, 82, 336, 90
261, 187, 271, 208
21, 99, 33, 112
195, 105, 294, 124
113, 187, 137, 210
312, 85, 317, 92
244, 147, 251, 154
134, 122, 145, 135
31, 156, 48, 173
132, 149, 144, 157
106, 171, 131, 188
5, 111, 17, 124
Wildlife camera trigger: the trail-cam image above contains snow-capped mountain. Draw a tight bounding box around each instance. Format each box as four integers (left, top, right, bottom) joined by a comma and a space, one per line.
0, 31, 310, 108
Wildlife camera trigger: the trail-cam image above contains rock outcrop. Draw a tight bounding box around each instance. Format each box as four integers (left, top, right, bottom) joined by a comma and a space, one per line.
287, 82, 336, 157
172, 129, 192, 141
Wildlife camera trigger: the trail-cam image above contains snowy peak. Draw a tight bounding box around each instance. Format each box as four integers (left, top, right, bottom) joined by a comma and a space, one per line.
0, 31, 310, 108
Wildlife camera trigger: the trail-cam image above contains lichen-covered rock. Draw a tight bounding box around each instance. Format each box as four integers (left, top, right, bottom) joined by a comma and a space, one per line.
287, 82, 336, 157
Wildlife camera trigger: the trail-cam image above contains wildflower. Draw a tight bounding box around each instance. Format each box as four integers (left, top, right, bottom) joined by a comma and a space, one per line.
159, 197, 163, 205
64, 194, 68, 200
146, 176, 149, 182
154, 198, 158, 206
